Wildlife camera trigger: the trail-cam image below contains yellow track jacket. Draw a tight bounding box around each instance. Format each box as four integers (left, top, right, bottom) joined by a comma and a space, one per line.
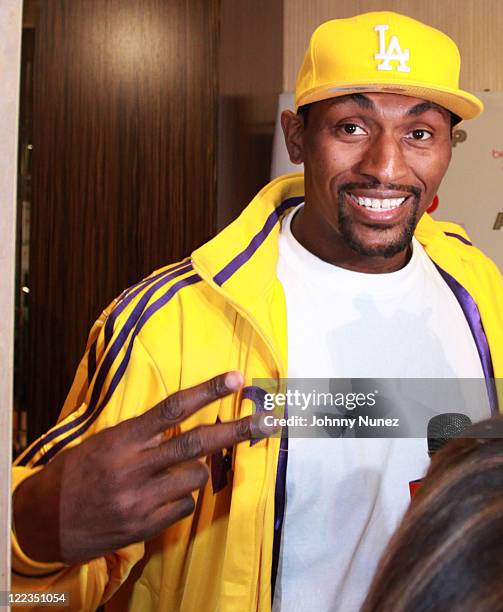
12, 173, 503, 611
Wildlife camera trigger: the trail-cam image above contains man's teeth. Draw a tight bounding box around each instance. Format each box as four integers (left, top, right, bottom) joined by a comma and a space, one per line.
348, 194, 407, 210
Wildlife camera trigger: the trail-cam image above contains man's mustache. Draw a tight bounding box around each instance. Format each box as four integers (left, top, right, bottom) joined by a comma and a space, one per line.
339, 182, 422, 200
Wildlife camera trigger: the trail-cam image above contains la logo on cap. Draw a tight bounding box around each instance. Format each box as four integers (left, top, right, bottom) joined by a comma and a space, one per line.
374, 24, 411, 73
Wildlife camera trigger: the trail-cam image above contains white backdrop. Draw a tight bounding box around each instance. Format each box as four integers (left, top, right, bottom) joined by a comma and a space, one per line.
271, 92, 503, 269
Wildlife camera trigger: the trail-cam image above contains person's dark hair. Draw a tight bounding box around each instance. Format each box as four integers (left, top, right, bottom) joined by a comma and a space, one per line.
361, 416, 503, 612
297, 101, 462, 130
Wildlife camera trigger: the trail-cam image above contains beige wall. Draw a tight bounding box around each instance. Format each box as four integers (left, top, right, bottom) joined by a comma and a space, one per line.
220, 0, 283, 125
284, 0, 503, 92
218, 0, 283, 227
0, 0, 23, 592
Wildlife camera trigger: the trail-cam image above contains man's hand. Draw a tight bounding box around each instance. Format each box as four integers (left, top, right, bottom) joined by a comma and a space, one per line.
14, 372, 271, 565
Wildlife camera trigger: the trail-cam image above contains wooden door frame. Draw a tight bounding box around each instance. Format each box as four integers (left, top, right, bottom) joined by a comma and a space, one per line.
0, 0, 24, 592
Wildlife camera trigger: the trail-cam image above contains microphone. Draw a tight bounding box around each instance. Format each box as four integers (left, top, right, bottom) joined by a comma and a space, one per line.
409, 413, 472, 498
427, 413, 472, 458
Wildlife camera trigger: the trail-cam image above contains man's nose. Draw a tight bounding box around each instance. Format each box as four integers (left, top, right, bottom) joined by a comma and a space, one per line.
355, 133, 409, 185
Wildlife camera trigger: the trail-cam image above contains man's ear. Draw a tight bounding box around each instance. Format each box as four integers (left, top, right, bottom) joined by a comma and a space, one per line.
281, 110, 305, 165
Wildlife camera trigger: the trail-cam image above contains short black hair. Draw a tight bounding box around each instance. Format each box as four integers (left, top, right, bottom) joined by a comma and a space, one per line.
297, 101, 462, 130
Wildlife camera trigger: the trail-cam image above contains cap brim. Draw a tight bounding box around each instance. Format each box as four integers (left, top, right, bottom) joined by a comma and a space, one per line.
296, 80, 484, 120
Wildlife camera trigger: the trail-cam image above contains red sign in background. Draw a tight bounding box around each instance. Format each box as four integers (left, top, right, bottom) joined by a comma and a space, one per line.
427, 195, 439, 214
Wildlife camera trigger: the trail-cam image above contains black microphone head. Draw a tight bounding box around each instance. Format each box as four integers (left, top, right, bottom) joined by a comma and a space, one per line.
427, 413, 472, 457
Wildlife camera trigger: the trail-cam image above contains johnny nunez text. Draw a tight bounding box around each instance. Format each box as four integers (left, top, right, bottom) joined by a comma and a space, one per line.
263, 415, 400, 428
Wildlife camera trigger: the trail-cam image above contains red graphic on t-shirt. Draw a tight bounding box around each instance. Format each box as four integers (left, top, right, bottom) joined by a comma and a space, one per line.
409, 479, 423, 499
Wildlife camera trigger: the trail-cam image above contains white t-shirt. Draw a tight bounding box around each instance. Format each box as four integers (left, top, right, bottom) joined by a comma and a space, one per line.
272, 204, 490, 612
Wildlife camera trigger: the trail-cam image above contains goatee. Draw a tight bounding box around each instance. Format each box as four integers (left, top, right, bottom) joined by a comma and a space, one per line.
337, 183, 421, 259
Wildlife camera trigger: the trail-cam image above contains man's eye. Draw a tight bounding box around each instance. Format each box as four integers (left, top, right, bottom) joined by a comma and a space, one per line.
340, 124, 365, 135
408, 129, 432, 141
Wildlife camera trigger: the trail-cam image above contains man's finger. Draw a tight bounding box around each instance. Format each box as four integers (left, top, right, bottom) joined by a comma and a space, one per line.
139, 461, 210, 509
135, 371, 244, 440
140, 496, 197, 543
143, 413, 279, 474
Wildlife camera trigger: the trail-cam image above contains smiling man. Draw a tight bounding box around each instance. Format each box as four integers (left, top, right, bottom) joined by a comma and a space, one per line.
11, 11, 503, 612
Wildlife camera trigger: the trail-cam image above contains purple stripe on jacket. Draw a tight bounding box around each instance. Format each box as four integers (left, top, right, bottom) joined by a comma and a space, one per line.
87, 340, 97, 386
34, 274, 202, 467
434, 263, 497, 412
103, 260, 192, 348
18, 264, 196, 467
242, 385, 288, 596
213, 197, 304, 286
444, 231, 473, 246
271, 424, 288, 598
85, 261, 192, 386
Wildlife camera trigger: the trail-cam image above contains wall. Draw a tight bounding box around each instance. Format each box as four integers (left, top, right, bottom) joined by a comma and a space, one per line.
284, 0, 503, 92
218, 0, 283, 228
26, 0, 219, 439
0, 0, 23, 592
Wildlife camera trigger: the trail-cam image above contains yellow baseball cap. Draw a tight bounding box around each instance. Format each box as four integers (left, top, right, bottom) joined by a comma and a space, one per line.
295, 11, 483, 119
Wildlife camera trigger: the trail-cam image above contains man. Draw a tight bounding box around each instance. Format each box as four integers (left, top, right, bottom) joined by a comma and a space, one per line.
12, 11, 503, 612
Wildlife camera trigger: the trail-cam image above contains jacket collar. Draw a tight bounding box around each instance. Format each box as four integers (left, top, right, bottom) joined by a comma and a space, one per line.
192, 174, 304, 306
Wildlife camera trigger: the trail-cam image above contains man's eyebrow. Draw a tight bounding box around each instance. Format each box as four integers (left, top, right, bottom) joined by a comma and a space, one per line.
329, 94, 376, 111
406, 101, 449, 118
329, 95, 450, 119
